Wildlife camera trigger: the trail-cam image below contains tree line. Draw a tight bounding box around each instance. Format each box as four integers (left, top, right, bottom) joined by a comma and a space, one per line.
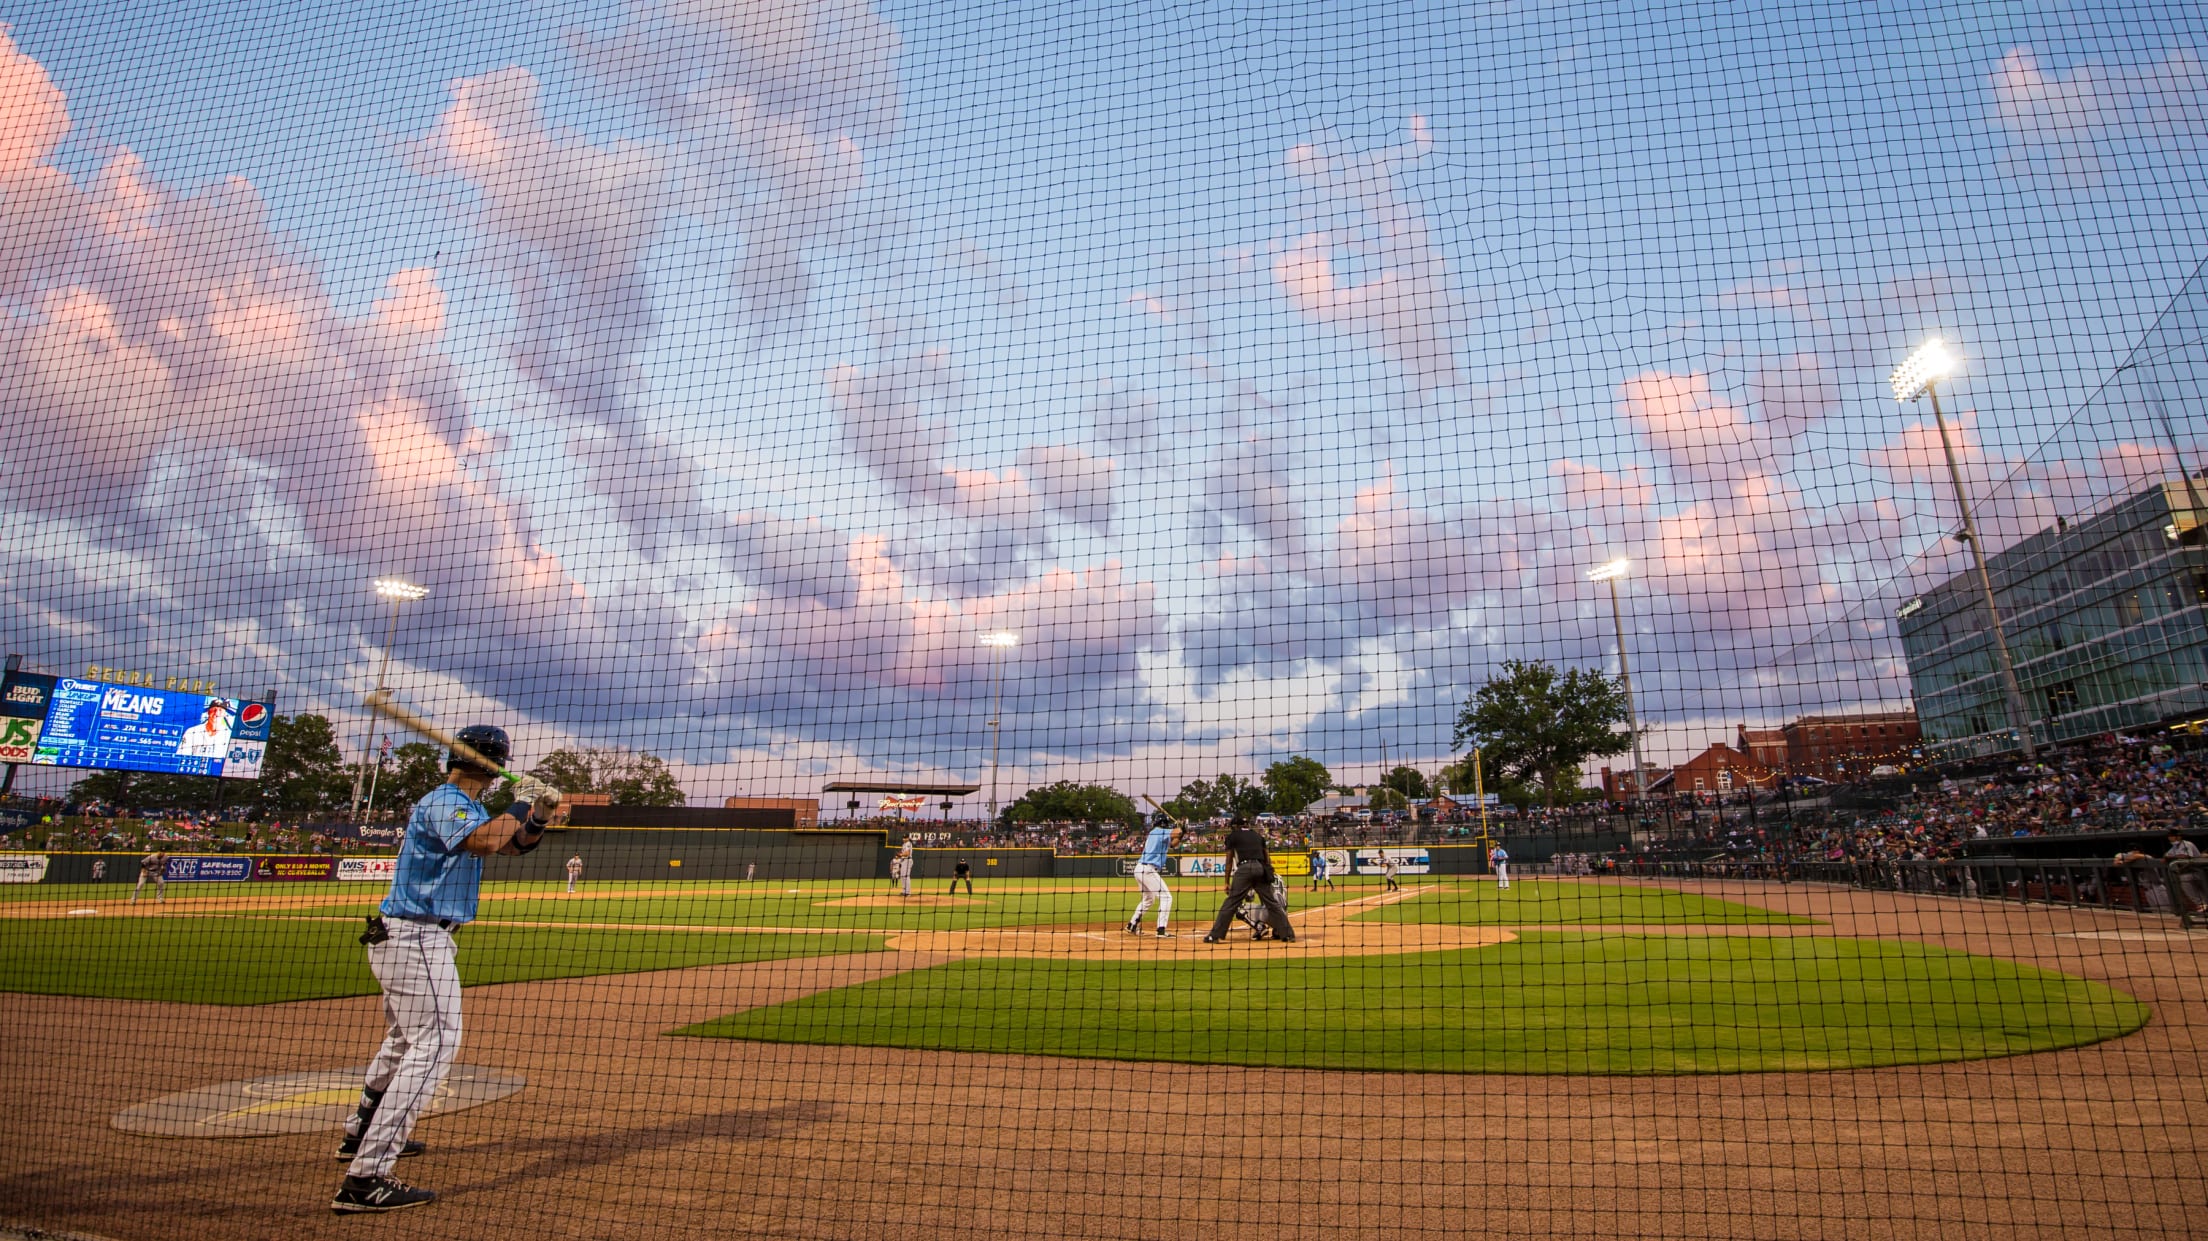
998, 658, 1635, 826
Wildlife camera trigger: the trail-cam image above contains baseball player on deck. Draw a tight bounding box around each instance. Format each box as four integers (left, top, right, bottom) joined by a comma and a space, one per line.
330, 725, 563, 1214
1124, 812, 1179, 937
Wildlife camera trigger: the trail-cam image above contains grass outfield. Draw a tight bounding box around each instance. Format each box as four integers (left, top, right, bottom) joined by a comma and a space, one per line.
0, 918, 881, 1005
679, 935, 2149, 1074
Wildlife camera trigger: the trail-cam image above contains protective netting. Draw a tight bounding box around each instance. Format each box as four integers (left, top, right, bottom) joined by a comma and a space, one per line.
3, 1, 2206, 1237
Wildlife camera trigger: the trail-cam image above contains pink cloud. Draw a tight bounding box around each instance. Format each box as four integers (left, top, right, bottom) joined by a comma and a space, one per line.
1274, 119, 1463, 391
1991, 47, 2208, 182
374, 267, 446, 339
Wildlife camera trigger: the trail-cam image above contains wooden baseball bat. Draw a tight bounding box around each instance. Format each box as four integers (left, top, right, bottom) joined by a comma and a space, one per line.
1141, 794, 1186, 825
363, 690, 519, 784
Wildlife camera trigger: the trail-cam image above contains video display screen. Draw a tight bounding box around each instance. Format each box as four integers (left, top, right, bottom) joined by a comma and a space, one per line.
33, 678, 272, 779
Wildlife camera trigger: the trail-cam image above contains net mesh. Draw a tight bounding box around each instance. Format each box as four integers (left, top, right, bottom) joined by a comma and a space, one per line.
2, 1, 2206, 1237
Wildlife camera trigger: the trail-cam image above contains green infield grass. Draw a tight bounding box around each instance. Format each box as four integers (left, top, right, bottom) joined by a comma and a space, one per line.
679, 934, 2148, 1074
0, 917, 881, 1005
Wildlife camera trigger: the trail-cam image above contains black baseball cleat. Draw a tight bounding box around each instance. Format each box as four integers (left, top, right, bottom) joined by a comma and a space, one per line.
1156, 928, 1174, 937
330, 1175, 436, 1213
1123, 921, 1140, 935
1201, 935, 1221, 943
335, 1136, 426, 1161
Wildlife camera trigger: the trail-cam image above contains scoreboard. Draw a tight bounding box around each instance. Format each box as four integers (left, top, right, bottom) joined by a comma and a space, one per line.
31, 677, 273, 779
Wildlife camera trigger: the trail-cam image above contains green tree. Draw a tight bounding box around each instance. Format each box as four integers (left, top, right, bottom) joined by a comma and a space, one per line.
528, 747, 687, 806
255, 713, 350, 820
1261, 756, 1332, 814
1451, 659, 1632, 807
369, 743, 448, 818
1380, 765, 1431, 800
1001, 780, 1139, 826
1164, 773, 1269, 821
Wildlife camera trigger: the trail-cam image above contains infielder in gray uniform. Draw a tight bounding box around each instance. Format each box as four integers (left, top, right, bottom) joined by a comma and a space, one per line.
330, 725, 563, 1214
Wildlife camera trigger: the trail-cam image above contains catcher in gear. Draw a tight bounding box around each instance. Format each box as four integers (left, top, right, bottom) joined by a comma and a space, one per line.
1237, 874, 1291, 939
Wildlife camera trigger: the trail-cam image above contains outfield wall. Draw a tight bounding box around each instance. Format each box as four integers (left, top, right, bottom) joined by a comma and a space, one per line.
2, 833, 1627, 887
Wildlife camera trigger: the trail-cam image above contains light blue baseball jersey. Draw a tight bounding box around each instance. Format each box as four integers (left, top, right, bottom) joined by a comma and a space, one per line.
1138, 826, 1174, 868
381, 782, 491, 924
1491, 847, 1509, 861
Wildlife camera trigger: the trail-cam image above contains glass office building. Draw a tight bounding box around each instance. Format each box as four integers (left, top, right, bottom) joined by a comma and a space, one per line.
1898, 479, 2208, 757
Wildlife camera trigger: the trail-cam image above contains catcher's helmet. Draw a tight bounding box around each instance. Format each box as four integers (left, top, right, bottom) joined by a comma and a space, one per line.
449, 724, 511, 773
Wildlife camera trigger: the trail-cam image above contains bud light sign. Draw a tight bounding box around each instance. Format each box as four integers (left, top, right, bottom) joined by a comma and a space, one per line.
0, 672, 56, 763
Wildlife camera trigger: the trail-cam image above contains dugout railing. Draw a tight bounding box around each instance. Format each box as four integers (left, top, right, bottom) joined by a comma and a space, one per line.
1789, 856, 2208, 929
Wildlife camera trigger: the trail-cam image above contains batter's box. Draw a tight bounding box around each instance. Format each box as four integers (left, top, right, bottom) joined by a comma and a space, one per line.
112, 1065, 525, 1138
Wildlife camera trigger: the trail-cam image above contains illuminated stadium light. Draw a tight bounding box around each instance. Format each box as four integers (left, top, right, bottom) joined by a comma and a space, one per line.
1587, 557, 1631, 582
356, 577, 430, 820
978, 631, 1019, 647
1884, 339, 2035, 759
1889, 338, 1958, 403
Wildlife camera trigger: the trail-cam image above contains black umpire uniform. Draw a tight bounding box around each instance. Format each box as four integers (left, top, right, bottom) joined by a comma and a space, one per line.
1204, 819, 1296, 942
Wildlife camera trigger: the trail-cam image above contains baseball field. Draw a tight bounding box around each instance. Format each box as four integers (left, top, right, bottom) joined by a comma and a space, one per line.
3, 872, 2200, 1240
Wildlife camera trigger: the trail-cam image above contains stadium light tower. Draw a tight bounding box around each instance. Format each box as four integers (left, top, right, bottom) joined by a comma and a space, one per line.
1587, 558, 1650, 803
980, 631, 1019, 822
354, 577, 431, 821
1888, 339, 2037, 760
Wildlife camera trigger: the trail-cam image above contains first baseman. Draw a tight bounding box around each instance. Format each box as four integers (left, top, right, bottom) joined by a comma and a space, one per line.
565, 854, 583, 894
1382, 854, 1401, 891
1125, 812, 1179, 936
1308, 848, 1334, 892
893, 840, 914, 896
1490, 844, 1510, 889
331, 725, 563, 1214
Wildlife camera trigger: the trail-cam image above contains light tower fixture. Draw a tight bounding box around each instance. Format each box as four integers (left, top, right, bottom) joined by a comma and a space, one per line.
1888, 338, 2036, 759
1587, 558, 1649, 803
979, 631, 1019, 821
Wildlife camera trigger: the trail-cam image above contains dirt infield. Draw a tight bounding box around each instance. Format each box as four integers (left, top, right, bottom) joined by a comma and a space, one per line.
2, 880, 2203, 1240
885, 886, 1517, 957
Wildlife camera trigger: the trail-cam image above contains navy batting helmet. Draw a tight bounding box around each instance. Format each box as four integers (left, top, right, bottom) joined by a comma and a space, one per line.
449, 724, 511, 773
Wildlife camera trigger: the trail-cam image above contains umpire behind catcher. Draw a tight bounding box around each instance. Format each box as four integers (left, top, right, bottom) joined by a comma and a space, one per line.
331, 724, 564, 1214
1202, 816, 1296, 943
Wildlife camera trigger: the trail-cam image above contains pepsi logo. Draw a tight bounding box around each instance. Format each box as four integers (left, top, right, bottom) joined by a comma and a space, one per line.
239, 703, 267, 725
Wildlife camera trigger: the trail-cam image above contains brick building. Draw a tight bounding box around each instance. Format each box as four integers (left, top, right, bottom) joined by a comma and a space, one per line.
1781, 710, 1920, 779
1735, 726, 1788, 770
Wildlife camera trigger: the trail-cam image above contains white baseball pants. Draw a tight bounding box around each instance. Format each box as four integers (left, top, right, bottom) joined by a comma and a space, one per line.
348, 918, 463, 1179
1496, 862, 1509, 888
1130, 863, 1172, 929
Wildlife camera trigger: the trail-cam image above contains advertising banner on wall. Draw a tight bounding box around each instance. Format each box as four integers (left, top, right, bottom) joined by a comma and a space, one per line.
254, 856, 337, 881
323, 823, 404, 847
1177, 855, 1228, 877
222, 702, 273, 780
1315, 849, 1352, 875
337, 857, 399, 882
1353, 848, 1430, 875
0, 671, 56, 763
0, 855, 50, 883
162, 855, 256, 882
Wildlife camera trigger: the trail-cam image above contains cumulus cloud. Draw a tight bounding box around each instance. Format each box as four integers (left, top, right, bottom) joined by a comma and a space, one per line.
569, 0, 901, 328
1274, 118, 1463, 392
1991, 47, 2208, 184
